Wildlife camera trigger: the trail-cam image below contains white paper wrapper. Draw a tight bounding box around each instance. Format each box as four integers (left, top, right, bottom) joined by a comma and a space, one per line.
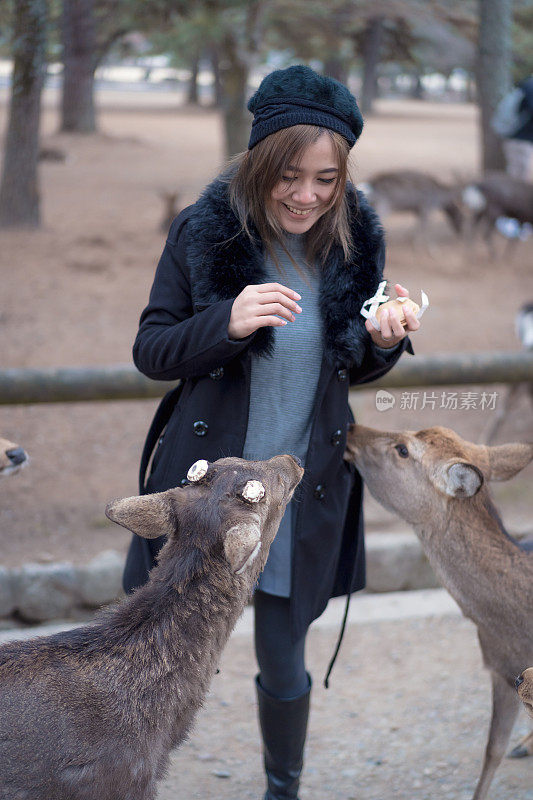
360, 282, 429, 331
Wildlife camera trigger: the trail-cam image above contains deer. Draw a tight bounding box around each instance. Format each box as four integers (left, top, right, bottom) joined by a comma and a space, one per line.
358, 169, 463, 252
344, 424, 533, 800
461, 172, 533, 258
0, 454, 303, 800
516, 668, 533, 721
159, 190, 182, 233
0, 437, 28, 478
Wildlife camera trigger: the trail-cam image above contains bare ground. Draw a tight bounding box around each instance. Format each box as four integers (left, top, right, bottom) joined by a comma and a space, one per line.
0, 90, 532, 798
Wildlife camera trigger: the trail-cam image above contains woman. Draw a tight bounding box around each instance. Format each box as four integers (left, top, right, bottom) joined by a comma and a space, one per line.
124, 65, 420, 800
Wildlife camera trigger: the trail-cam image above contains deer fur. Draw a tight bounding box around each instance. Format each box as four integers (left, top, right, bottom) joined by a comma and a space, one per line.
462, 172, 533, 257
359, 170, 463, 251
345, 424, 533, 800
0, 437, 28, 478
0, 454, 303, 800
516, 668, 533, 721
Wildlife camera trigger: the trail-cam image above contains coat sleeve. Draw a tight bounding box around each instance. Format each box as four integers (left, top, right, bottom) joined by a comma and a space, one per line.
349, 335, 414, 386
133, 211, 254, 380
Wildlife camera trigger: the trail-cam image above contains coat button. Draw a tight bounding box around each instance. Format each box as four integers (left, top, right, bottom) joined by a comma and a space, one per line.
209, 367, 224, 380
193, 421, 208, 436
337, 368, 348, 382
180, 478, 189, 486
330, 429, 342, 446
314, 484, 325, 501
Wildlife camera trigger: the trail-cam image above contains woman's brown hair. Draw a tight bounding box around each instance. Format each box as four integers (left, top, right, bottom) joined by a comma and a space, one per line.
226, 125, 355, 273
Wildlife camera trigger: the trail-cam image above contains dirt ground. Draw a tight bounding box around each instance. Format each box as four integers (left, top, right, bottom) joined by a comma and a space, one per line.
157, 612, 533, 800
1, 90, 532, 567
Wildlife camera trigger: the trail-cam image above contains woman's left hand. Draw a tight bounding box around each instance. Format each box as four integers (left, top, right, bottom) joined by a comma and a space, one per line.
365, 283, 421, 349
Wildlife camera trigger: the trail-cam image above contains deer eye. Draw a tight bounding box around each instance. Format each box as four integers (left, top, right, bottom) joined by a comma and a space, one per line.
395, 444, 409, 458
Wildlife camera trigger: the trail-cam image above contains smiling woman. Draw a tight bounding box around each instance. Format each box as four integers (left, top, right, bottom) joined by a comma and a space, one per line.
126, 63, 419, 800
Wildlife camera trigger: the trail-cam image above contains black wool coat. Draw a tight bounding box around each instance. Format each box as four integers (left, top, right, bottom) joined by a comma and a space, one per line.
124, 176, 413, 641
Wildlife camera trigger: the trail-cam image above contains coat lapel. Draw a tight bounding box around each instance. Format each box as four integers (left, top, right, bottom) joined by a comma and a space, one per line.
186, 176, 385, 368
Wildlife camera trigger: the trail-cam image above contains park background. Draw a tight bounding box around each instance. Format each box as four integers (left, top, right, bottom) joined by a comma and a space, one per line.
1, 2, 533, 799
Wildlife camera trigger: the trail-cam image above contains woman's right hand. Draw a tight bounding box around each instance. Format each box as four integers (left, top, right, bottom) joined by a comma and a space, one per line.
228, 283, 302, 340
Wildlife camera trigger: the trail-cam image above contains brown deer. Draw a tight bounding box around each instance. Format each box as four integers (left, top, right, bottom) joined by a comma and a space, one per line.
344, 424, 533, 800
461, 172, 533, 257
359, 170, 463, 251
516, 668, 533, 720
0, 454, 303, 800
0, 437, 28, 478
159, 190, 182, 233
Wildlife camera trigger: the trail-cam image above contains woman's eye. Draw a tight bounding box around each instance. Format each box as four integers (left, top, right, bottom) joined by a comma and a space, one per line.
318, 177, 336, 184
281, 175, 296, 182
395, 444, 409, 458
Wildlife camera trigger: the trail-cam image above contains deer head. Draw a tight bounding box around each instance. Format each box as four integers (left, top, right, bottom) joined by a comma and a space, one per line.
106, 454, 303, 586
345, 424, 533, 526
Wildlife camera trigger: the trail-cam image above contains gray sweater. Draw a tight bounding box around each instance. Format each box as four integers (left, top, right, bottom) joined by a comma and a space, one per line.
243, 233, 322, 596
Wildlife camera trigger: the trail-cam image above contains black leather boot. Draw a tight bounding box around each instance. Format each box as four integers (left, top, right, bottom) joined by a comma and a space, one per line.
255, 674, 311, 800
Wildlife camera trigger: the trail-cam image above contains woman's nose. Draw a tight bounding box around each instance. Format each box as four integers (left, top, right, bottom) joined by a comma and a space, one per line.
292, 183, 316, 203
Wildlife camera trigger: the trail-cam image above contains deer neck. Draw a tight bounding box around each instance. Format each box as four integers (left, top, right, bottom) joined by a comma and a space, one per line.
413, 490, 526, 625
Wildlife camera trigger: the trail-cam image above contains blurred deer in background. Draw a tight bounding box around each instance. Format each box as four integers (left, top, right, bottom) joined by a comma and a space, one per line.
461, 172, 533, 258
0, 437, 28, 478
345, 424, 533, 800
359, 169, 463, 253
159, 191, 182, 233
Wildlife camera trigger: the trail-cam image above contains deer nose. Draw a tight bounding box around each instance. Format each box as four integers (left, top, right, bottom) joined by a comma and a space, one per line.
7, 447, 27, 466
291, 455, 302, 467
515, 674, 525, 690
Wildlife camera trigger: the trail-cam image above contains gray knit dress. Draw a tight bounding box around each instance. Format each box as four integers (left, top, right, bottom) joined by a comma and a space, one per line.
242, 232, 323, 597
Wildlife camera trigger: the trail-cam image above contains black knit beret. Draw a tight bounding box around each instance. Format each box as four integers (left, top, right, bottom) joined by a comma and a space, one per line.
247, 65, 364, 150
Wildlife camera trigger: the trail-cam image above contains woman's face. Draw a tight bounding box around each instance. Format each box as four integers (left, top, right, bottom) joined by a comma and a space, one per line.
270, 133, 339, 233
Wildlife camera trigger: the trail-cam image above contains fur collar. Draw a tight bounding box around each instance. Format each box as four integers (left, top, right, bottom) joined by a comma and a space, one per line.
185, 176, 385, 368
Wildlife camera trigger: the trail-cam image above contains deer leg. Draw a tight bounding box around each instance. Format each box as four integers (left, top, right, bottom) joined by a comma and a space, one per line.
508, 727, 533, 758
472, 672, 520, 800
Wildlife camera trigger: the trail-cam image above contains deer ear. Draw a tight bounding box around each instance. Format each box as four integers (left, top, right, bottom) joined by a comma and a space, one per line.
105, 492, 175, 539
485, 443, 533, 482
444, 462, 483, 497
224, 521, 261, 575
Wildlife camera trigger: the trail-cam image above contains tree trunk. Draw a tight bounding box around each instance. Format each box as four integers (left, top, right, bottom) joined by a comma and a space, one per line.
210, 45, 223, 108
187, 51, 200, 105
477, 0, 512, 172
323, 56, 349, 85
360, 16, 384, 115
61, 0, 97, 133
0, 0, 46, 229
219, 33, 250, 158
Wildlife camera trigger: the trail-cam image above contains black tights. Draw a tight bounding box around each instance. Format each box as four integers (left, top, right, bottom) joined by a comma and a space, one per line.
254, 590, 309, 699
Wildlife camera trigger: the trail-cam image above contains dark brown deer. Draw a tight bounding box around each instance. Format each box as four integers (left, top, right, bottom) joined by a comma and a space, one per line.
159, 190, 182, 233
0, 437, 28, 478
0, 454, 303, 800
345, 424, 533, 800
461, 172, 533, 256
359, 170, 463, 250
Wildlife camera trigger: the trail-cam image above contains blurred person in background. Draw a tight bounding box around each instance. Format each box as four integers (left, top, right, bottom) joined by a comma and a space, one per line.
493, 76, 533, 181
123, 65, 421, 800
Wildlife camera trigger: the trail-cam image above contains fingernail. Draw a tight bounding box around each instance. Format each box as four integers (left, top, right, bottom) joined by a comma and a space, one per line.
295, 305, 302, 313
294, 292, 301, 300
